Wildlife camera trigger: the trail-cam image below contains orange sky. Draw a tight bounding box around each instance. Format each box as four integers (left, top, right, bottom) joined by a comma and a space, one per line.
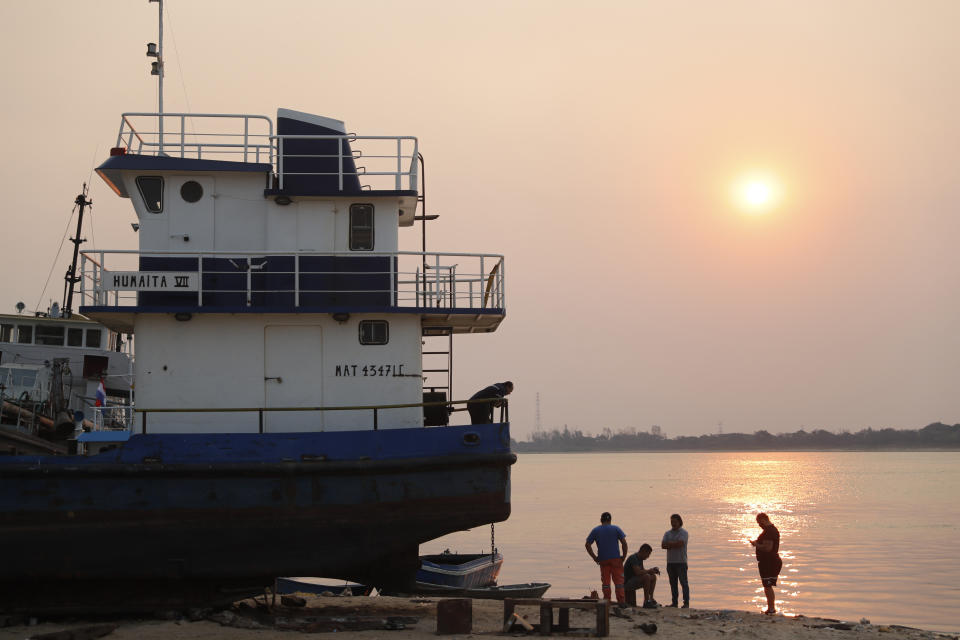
1, 0, 957, 438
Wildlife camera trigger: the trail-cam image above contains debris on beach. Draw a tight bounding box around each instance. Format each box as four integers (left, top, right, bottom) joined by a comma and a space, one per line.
26, 624, 118, 640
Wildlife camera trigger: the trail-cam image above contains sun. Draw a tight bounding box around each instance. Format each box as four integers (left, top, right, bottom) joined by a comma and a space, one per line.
734, 174, 781, 214
744, 181, 772, 207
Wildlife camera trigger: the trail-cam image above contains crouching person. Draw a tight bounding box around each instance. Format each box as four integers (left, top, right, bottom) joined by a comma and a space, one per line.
624, 543, 660, 608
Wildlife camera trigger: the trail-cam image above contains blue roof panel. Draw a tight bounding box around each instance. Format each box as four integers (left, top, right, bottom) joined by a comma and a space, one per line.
98, 154, 271, 174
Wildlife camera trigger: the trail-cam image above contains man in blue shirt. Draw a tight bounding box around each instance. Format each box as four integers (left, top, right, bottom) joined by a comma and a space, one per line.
585, 511, 628, 604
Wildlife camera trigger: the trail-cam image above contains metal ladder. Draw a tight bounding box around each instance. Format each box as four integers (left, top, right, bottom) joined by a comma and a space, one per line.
422, 331, 453, 417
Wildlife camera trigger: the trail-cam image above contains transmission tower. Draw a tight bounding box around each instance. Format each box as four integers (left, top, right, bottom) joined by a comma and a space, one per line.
535, 392, 541, 432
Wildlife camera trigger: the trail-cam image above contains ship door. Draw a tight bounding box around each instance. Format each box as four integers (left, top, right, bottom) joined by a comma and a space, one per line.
264, 325, 324, 432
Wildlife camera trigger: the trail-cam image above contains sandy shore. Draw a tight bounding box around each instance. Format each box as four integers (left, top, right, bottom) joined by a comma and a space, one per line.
1, 595, 956, 640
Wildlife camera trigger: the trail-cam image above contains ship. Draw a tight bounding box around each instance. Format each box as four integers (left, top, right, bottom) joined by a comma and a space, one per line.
1, 188, 134, 456
0, 308, 133, 453
0, 26, 512, 614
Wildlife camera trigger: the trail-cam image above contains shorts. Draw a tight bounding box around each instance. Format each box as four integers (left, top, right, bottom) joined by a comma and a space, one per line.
758, 556, 782, 587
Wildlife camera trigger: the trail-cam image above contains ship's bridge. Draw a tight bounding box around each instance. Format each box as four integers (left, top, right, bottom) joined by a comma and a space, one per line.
82, 110, 505, 335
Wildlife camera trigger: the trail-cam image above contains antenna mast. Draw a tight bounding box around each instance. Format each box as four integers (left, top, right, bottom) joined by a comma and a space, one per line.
62, 185, 92, 318
147, 0, 164, 154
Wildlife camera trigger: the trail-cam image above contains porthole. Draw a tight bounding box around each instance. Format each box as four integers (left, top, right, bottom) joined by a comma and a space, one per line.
180, 180, 203, 203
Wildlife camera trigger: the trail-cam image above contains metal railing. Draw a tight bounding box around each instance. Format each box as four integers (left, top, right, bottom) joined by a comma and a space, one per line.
117, 113, 274, 163
114, 113, 419, 192
78, 250, 506, 311
135, 397, 508, 434
274, 134, 418, 192
89, 405, 136, 431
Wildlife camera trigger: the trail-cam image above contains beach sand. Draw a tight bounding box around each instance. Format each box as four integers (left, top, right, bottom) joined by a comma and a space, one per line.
1, 594, 956, 640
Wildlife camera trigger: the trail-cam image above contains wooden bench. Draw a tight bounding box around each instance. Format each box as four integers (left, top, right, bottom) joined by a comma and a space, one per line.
503, 598, 610, 637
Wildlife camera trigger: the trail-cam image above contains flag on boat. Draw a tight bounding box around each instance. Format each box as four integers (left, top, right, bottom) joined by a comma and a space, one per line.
95, 378, 106, 407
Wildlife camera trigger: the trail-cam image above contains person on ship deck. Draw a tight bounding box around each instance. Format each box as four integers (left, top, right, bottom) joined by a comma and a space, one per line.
467, 381, 513, 424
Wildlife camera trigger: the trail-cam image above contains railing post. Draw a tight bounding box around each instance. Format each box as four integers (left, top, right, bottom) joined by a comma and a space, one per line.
479, 256, 485, 308
99, 252, 106, 305
259, 409, 264, 434
396, 138, 402, 190
434, 254, 441, 307
390, 254, 396, 307
450, 265, 456, 308
141, 411, 147, 434
410, 139, 419, 191
198, 256, 204, 307
180, 115, 186, 158
499, 258, 506, 309
278, 138, 285, 190
117, 118, 127, 150
246, 257, 253, 307
338, 137, 344, 191
295, 254, 300, 308
244, 117, 249, 163
373, 408, 378, 431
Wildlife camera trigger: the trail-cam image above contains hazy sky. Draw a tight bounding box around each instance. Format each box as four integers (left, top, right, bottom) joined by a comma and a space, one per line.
1, 1, 957, 439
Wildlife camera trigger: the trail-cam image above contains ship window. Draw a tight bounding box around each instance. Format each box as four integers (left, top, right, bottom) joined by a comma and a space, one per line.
349, 204, 374, 251
86, 329, 103, 348
359, 320, 389, 345
180, 180, 203, 203
35, 325, 65, 346
16, 325, 33, 344
82, 355, 108, 379
0, 324, 12, 342
11, 369, 37, 388
67, 328, 83, 347
136, 176, 164, 213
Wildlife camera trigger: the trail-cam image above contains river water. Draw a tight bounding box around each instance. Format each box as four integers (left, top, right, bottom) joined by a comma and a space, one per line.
426, 451, 960, 633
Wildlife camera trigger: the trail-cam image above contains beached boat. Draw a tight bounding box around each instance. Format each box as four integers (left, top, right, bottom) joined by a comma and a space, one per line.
0, 3, 512, 613
417, 551, 504, 589
400, 582, 552, 600
1, 190, 135, 456
0, 311, 133, 454
276, 578, 372, 597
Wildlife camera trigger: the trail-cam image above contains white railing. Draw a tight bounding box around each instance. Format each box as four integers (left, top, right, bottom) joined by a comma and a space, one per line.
274, 134, 418, 192
115, 113, 419, 192
90, 405, 136, 431
117, 113, 274, 163
78, 250, 505, 312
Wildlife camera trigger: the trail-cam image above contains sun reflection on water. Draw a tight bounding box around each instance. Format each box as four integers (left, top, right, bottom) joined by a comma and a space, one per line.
429, 451, 960, 632
705, 455, 826, 616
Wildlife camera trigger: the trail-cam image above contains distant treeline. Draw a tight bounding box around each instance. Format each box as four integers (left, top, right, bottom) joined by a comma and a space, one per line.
512, 422, 960, 452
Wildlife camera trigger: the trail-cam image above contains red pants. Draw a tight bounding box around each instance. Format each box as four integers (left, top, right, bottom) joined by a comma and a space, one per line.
599, 558, 625, 603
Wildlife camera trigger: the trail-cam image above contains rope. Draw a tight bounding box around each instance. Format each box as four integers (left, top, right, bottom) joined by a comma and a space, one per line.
165, 2, 197, 142
34, 201, 79, 313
